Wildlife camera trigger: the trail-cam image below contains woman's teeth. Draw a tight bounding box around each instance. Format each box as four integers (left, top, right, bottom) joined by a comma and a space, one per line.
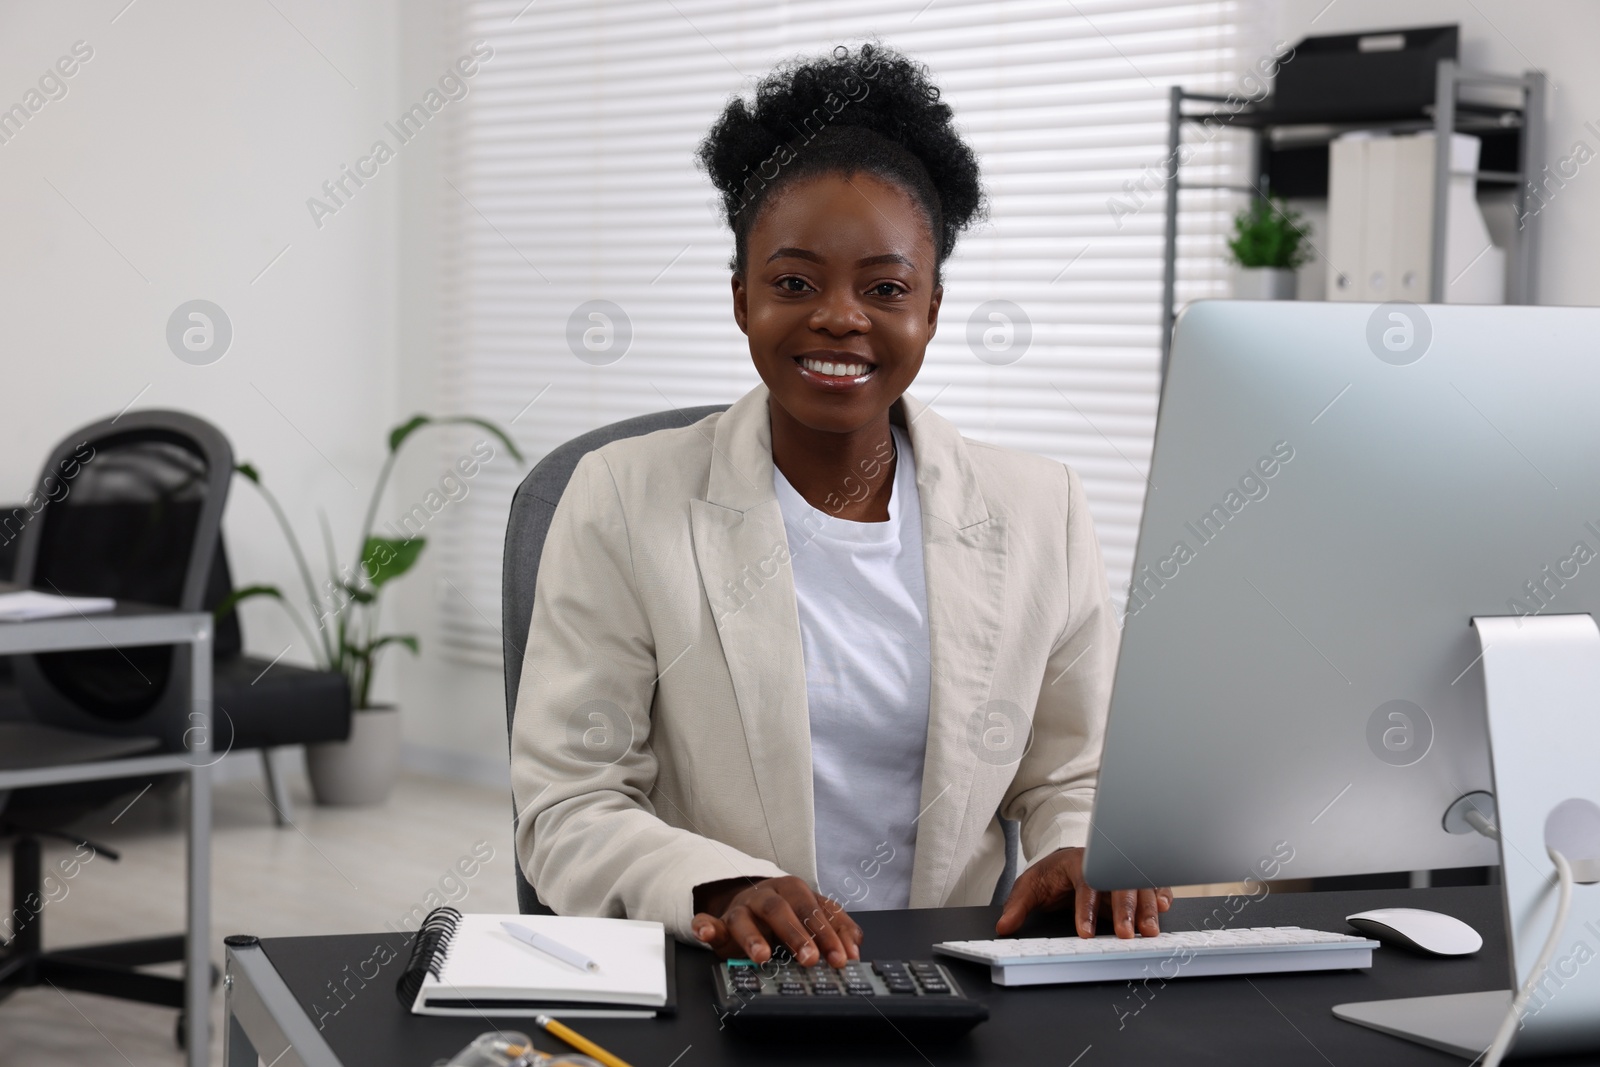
801, 358, 872, 377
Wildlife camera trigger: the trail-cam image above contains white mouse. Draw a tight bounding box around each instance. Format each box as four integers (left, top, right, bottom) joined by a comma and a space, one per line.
1346, 908, 1483, 956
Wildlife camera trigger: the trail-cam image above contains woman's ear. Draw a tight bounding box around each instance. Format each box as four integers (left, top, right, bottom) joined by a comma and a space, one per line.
926, 283, 943, 340
731, 272, 750, 336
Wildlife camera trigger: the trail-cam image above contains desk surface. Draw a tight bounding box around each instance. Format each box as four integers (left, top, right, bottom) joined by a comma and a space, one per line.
0, 585, 208, 653
259, 886, 1599, 1067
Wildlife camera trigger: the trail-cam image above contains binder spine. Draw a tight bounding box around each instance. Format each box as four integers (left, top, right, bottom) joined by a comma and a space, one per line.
394, 905, 462, 1008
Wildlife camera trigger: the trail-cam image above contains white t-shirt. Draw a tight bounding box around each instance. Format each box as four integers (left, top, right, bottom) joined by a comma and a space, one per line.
773, 424, 931, 911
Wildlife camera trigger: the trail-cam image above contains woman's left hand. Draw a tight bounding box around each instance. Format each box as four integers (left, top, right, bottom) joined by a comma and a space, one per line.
996, 847, 1173, 938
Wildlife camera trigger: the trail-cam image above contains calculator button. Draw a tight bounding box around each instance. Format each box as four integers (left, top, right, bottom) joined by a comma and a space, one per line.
845, 984, 875, 996
778, 982, 806, 995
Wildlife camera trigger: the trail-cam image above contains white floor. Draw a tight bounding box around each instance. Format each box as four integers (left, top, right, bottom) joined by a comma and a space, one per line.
0, 762, 518, 1066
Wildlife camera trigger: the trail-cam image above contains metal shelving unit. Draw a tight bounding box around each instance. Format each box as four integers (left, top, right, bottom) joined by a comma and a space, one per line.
1159, 60, 1547, 374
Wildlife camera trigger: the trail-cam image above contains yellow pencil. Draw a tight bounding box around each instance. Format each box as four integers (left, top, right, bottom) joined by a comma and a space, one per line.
534, 1014, 635, 1067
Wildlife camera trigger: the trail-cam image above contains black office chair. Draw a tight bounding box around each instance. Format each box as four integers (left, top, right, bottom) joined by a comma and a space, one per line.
1, 506, 352, 829
207, 537, 352, 825
500, 405, 1022, 915
1, 409, 230, 1037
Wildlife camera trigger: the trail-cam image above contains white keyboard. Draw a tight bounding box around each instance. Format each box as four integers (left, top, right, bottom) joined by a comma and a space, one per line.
934, 926, 1380, 986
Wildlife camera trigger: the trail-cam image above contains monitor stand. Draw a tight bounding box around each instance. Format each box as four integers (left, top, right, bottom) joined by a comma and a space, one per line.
1334, 613, 1600, 1061
1334, 990, 1510, 1058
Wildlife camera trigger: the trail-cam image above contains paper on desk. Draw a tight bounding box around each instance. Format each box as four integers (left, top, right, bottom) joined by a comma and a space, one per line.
0, 590, 116, 621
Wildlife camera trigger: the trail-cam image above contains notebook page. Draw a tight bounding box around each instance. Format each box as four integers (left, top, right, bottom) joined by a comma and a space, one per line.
0, 591, 116, 621
431, 913, 666, 1005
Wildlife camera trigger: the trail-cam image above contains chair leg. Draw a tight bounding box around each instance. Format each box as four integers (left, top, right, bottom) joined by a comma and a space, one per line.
9, 837, 42, 960
260, 749, 294, 826
38, 955, 185, 1007
46, 935, 185, 968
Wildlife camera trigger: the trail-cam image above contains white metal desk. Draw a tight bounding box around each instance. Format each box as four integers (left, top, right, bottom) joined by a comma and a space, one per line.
0, 604, 213, 1067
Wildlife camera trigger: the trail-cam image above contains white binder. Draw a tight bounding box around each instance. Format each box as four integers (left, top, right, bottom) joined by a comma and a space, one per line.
1326, 131, 1505, 303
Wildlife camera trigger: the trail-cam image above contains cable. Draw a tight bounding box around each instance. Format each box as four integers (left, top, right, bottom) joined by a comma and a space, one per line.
1465, 808, 1500, 841
1478, 847, 1574, 1067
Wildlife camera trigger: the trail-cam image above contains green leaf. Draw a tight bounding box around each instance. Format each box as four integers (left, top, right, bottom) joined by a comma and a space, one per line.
236, 462, 261, 484
388, 415, 431, 453
214, 583, 284, 619
388, 413, 526, 465
367, 633, 420, 657
361, 536, 425, 589
442, 416, 526, 465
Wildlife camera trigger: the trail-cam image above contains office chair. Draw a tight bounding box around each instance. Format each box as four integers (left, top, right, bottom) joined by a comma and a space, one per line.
2, 511, 353, 829
1, 409, 229, 1040
501, 405, 1022, 916
207, 537, 352, 825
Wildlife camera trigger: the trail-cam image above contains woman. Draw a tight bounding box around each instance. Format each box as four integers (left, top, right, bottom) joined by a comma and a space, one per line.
510, 43, 1169, 970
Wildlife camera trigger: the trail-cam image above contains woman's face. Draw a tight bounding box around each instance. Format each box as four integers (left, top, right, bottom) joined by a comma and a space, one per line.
733, 171, 942, 436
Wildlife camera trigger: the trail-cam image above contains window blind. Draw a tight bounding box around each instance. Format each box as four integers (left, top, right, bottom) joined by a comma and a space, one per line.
436, 0, 1250, 664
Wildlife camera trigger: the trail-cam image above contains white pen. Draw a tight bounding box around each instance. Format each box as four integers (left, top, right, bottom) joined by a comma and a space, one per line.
500, 921, 601, 973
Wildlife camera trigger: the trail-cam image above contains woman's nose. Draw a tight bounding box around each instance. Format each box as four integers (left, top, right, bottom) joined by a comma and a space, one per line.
808, 289, 871, 335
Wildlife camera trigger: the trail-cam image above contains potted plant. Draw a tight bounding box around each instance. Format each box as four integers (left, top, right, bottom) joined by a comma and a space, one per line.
223, 415, 522, 805
1226, 195, 1312, 300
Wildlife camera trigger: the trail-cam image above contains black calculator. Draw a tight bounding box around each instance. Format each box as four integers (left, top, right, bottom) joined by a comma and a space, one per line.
712, 957, 988, 1034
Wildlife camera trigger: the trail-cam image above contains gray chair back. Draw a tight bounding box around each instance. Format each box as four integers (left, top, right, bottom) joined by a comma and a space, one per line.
11, 410, 232, 751
503, 406, 726, 913
499, 403, 1020, 914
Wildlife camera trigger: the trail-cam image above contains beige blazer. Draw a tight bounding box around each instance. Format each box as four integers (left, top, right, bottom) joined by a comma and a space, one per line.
510, 383, 1119, 941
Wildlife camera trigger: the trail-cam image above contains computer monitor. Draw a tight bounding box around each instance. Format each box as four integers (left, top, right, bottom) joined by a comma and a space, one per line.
1083, 300, 1600, 892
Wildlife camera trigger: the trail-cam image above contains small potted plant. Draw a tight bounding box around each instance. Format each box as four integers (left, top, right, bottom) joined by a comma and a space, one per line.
224, 415, 522, 805
1226, 195, 1312, 300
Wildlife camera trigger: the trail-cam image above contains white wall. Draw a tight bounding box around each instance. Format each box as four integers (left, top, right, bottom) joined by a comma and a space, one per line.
388, 0, 514, 786
1270, 0, 1600, 306
0, 2, 400, 724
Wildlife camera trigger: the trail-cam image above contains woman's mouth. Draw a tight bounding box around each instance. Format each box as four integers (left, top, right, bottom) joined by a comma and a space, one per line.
794, 354, 876, 388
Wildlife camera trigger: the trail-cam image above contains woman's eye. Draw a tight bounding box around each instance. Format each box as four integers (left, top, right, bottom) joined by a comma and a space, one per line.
777, 276, 812, 293
870, 282, 906, 298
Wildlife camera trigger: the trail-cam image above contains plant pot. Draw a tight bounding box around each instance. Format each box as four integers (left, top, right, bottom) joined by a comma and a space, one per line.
307, 705, 401, 806
1235, 266, 1298, 300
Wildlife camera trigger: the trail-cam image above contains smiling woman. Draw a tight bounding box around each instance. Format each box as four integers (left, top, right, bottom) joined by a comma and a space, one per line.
509, 41, 1170, 972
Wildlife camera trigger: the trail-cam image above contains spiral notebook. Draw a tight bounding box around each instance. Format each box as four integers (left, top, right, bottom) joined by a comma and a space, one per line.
395, 907, 675, 1019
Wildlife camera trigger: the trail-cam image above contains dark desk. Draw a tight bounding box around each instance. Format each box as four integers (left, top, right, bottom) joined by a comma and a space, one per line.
225, 886, 1600, 1066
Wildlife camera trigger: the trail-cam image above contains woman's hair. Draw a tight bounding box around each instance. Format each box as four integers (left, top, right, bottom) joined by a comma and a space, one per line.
696, 42, 984, 281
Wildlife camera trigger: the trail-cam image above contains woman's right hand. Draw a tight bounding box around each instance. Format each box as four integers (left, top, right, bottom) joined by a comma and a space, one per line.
691, 876, 863, 968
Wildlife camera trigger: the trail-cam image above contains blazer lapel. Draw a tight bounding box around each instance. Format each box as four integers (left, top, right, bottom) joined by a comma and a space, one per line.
896, 395, 1010, 908
690, 387, 817, 883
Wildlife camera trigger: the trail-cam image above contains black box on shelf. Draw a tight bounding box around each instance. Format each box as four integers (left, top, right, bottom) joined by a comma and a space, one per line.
1271, 24, 1458, 123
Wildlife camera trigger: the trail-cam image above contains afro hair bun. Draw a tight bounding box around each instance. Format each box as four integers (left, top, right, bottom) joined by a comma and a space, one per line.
697, 42, 984, 276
